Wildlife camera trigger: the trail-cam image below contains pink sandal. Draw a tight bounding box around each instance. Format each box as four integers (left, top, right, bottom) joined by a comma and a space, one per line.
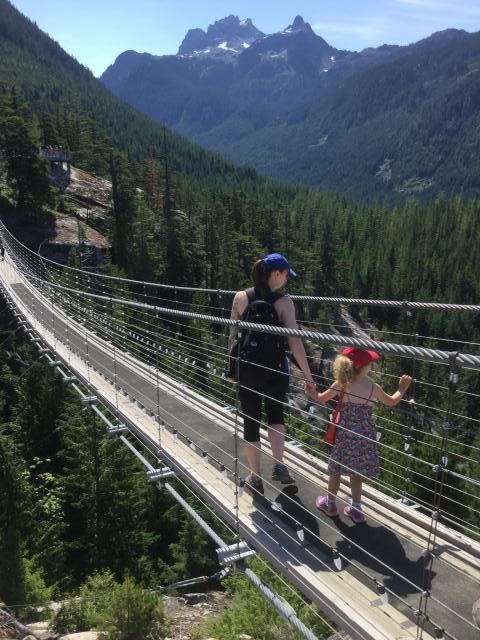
315, 495, 339, 517
344, 504, 366, 524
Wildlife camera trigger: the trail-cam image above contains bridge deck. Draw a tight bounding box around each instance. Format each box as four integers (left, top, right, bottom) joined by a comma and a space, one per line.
1, 260, 479, 640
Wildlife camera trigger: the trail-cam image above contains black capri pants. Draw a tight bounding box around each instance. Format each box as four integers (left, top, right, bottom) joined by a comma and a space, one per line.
238, 373, 290, 442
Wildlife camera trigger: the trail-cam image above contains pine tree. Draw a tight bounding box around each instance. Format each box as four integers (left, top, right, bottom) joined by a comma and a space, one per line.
12, 361, 65, 463
58, 408, 157, 583
103, 575, 166, 640
0, 430, 29, 604
110, 151, 136, 270
168, 511, 216, 580
0, 89, 52, 210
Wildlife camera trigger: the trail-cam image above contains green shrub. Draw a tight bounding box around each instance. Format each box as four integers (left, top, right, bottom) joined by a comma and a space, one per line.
78, 571, 117, 610
51, 597, 95, 634
52, 571, 116, 634
20, 556, 53, 622
100, 576, 166, 640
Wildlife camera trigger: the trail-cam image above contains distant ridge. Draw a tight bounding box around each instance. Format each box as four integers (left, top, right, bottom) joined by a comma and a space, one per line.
101, 17, 480, 201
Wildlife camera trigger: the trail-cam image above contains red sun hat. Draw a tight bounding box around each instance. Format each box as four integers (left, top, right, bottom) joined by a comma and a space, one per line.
341, 347, 380, 368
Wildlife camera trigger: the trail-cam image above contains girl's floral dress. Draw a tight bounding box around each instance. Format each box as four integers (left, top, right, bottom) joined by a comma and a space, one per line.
328, 400, 380, 477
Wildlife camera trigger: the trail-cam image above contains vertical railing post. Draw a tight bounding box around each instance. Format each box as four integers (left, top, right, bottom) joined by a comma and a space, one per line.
174, 286, 179, 334
234, 320, 243, 554
400, 301, 418, 507
416, 352, 459, 639
155, 306, 163, 454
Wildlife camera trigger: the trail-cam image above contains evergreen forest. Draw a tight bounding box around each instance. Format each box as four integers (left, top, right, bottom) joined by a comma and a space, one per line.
1, 0, 480, 638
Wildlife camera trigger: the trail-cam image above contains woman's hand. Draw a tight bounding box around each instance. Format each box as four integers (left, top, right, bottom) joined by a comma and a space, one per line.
398, 375, 413, 394
304, 380, 317, 398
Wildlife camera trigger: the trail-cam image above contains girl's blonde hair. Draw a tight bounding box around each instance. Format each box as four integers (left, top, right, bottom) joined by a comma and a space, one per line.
332, 354, 358, 386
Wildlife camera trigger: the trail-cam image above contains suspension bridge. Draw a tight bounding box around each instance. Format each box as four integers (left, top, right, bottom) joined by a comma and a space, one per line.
0, 221, 479, 640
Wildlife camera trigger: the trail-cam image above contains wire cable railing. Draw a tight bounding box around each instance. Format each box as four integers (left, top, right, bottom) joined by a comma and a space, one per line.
2, 224, 480, 640
11, 280, 480, 552
18, 268, 480, 544
22, 288, 480, 527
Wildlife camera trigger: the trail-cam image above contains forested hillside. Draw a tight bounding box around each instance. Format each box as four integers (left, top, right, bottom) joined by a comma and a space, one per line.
1, 0, 480, 309
0, 0, 262, 185
101, 16, 480, 201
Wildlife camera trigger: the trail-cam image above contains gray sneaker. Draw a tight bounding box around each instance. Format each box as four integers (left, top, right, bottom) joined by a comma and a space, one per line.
272, 463, 296, 484
245, 473, 264, 496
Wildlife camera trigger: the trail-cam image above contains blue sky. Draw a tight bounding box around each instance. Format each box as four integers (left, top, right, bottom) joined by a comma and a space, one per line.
10, 0, 480, 76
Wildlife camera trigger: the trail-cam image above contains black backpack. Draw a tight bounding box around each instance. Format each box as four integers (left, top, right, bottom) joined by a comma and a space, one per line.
229, 287, 286, 384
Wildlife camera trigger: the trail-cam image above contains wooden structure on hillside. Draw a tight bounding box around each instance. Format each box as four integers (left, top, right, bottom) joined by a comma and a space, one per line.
41, 147, 71, 191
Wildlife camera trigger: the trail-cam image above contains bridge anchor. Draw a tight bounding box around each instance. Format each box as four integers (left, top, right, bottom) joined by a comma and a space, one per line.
216, 541, 256, 567
107, 424, 128, 435
147, 467, 176, 483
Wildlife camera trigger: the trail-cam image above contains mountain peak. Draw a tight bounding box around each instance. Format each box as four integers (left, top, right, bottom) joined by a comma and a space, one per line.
208, 15, 241, 30
282, 15, 315, 36
178, 28, 208, 56
292, 15, 306, 29
178, 15, 264, 56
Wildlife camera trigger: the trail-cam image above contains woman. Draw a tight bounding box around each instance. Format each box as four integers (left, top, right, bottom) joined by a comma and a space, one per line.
228, 253, 316, 495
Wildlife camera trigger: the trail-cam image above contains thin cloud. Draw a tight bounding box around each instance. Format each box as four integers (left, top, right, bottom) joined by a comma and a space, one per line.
311, 20, 385, 40
394, 0, 480, 17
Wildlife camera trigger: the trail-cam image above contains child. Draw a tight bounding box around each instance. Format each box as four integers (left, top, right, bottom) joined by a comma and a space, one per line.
306, 347, 412, 523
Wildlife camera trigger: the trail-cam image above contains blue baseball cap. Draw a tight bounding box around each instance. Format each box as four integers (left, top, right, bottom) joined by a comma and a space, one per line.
262, 253, 297, 277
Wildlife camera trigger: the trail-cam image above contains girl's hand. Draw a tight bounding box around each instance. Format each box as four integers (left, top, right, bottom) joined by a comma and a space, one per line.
398, 375, 413, 394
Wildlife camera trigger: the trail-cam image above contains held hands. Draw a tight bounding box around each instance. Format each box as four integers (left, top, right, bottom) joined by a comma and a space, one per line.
304, 380, 317, 399
398, 375, 413, 395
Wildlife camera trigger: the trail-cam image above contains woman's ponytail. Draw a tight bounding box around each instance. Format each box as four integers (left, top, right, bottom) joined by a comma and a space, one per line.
251, 259, 270, 296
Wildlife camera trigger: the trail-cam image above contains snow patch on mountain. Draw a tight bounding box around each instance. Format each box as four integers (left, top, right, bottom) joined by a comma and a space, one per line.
178, 15, 264, 56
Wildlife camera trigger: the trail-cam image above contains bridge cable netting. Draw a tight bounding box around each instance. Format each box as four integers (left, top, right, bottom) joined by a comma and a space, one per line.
1, 221, 480, 640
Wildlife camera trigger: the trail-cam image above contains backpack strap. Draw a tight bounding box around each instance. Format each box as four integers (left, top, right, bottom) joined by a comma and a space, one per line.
247, 287, 284, 304
240, 288, 258, 322
266, 291, 284, 304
